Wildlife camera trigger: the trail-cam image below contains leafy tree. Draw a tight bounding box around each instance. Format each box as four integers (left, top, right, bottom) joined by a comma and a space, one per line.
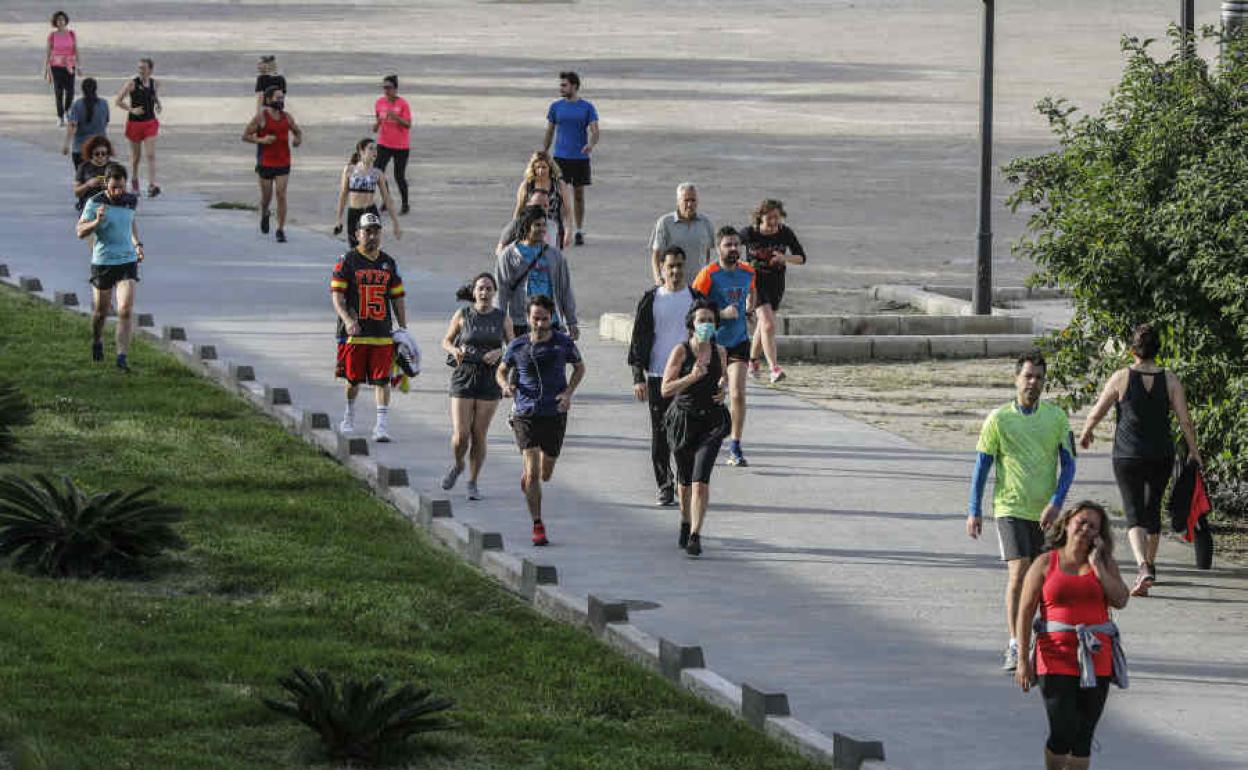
1005, 28, 1248, 489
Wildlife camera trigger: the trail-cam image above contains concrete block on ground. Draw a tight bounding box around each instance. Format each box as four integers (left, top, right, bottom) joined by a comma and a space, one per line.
843, 314, 901, 336
929, 335, 987, 359
834, 733, 887, 770
597, 312, 632, 344
764, 716, 837, 764
587, 594, 629, 632
898, 315, 958, 335
0, 264, 8, 277
194, 344, 217, 361
18, 276, 42, 292
782, 314, 844, 336
417, 492, 452, 527
602, 623, 661, 672
430, 517, 470, 556
680, 668, 742, 715
264, 385, 291, 405
870, 335, 929, 361
814, 336, 872, 362
466, 526, 504, 563
300, 410, 330, 431
775, 336, 817, 361
137, 313, 154, 327
520, 559, 558, 600
374, 464, 408, 490
162, 325, 186, 341
228, 362, 255, 382
659, 638, 706, 683
480, 550, 526, 594
533, 585, 591, 629
388, 487, 423, 523
53, 291, 78, 306
336, 433, 368, 458
985, 334, 1040, 358
741, 683, 791, 729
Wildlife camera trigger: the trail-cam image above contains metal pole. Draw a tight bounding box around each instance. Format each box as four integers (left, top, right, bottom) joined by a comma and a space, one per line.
1181, 0, 1196, 59
974, 0, 994, 315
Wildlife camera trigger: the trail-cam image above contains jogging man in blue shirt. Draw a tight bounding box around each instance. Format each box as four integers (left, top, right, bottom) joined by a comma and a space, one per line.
543, 71, 598, 246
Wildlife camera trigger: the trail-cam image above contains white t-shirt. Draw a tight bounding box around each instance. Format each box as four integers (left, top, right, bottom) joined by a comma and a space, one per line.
648, 286, 695, 376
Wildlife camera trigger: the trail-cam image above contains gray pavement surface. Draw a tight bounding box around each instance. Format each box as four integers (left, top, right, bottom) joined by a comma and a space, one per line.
3, 139, 1246, 770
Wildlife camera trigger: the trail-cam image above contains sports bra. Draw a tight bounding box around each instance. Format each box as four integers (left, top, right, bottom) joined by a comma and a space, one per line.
347, 165, 381, 193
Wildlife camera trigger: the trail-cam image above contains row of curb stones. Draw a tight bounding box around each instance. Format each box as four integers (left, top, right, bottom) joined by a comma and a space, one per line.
0, 264, 900, 770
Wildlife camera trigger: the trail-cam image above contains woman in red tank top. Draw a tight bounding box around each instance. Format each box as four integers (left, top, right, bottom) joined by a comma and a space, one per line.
1015, 501, 1129, 769
242, 86, 302, 243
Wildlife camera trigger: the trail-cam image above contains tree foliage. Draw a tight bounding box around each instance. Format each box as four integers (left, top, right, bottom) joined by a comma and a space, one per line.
1005, 28, 1248, 484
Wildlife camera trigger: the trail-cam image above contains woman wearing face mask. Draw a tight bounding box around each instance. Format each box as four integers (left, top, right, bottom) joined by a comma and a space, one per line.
440, 273, 513, 500
334, 138, 400, 248
243, 85, 302, 242
1015, 501, 1129, 770
661, 299, 730, 557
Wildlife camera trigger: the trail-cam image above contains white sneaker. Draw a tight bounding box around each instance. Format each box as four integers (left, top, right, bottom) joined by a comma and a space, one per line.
466, 481, 481, 500
57, 117, 65, 128
371, 424, 392, 443
769, 366, 786, 384
338, 416, 356, 434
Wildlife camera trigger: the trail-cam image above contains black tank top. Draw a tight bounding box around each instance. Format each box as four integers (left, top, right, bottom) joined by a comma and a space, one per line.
673, 341, 722, 412
1113, 368, 1173, 460
458, 305, 506, 363
128, 77, 157, 122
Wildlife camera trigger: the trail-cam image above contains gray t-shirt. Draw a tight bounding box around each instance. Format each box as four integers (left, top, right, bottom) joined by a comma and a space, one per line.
651, 211, 716, 265
68, 98, 110, 152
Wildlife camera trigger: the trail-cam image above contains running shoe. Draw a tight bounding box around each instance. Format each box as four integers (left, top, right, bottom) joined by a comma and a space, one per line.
400, 202, 410, 216
275, 229, 287, 243
441, 464, 463, 491
338, 416, 356, 435
679, 521, 691, 549
466, 481, 481, 500
685, 532, 702, 557
749, 359, 761, 378
91, 341, 104, 362
769, 366, 786, 384
532, 520, 549, 546
260, 210, 270, 234
115, 355, 131, 374
657, 486, 676, 507
147, 185, 161, 199
1002, 643, 1019, 672
58, 117, 65, 128
726, 448, 748, 467
574, 231, 584, 246
371, 424, 392, 443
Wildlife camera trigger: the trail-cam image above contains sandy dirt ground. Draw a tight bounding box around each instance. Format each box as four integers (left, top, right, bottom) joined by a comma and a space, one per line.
0, 1, 1222, 319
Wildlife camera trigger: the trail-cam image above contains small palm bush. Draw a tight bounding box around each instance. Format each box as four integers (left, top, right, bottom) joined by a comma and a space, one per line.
0, 379, 34, 428
0, 475, 186, 577
263, 668, 455, 764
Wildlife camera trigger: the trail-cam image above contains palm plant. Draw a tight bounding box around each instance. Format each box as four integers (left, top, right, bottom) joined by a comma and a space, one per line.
263, 668, 455, 765
0, 475, 186, 577
0, 379, 34, 428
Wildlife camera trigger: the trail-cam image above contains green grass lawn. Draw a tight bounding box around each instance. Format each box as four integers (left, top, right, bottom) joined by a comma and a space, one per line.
0, 287, 820, 770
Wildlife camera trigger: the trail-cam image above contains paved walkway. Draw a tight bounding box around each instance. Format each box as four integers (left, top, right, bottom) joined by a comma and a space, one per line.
4, 139, 1246, 770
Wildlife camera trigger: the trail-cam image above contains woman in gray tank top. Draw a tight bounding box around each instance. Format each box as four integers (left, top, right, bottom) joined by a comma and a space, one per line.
439, 273, 513, 500
1077, 323, 1203, 596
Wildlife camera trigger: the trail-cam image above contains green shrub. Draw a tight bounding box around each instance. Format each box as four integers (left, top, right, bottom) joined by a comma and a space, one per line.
1005, 27, 1248, 487
263, 668, 454, 765
0, 379, 34, 428
0, 475, 186, 577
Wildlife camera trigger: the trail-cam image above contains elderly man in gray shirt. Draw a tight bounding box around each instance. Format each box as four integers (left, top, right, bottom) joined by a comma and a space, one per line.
650, 182, 715, 284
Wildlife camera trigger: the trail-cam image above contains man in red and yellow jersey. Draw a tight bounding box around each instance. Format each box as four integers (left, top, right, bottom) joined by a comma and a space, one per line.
331, 212, 407, 442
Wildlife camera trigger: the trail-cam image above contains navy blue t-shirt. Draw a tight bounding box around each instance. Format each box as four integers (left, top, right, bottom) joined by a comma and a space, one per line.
503, 331, 582, 416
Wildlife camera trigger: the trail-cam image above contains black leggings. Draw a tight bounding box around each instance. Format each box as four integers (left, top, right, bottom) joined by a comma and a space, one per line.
1040, 675, 1111, 758
1112, 457, 1172, 534
51, 67, 74, 119
374, 146, 409, 207
346, 204, 379, 248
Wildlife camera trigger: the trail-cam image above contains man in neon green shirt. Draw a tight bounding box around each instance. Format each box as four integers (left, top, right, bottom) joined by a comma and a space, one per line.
967, 351, 1076, 671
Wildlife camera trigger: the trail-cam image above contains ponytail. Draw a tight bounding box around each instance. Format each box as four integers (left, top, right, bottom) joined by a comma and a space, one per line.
81, 77, 97, 124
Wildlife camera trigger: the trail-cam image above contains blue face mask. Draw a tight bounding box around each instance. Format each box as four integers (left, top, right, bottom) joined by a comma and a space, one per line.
694, 322, 716, 341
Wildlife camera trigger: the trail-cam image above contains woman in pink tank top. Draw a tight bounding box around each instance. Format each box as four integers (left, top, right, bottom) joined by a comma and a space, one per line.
1015, 501, 1129, 769
43, 11, 81, 126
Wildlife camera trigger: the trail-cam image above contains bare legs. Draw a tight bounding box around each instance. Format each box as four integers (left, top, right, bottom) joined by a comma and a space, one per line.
678, 481, 710, 533
1006, 556, 1032, 639
521, 447, 557, 522
91, 280, 136, 355
274, 173, 289, 230
572, 184, 586, 231
142, 136, 157, 191
750, 303, 779, 371
449, 397, 499, 482
258, 177, 273, 222
1127, 526, 1160, 569
726, 360, 747, 442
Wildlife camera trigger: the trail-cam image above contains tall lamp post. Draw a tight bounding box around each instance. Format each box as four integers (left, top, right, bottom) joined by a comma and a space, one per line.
973, 0, 995, 315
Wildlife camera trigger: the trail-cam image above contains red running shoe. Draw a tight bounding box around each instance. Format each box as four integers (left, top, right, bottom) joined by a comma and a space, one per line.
531, 520, 548, 546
